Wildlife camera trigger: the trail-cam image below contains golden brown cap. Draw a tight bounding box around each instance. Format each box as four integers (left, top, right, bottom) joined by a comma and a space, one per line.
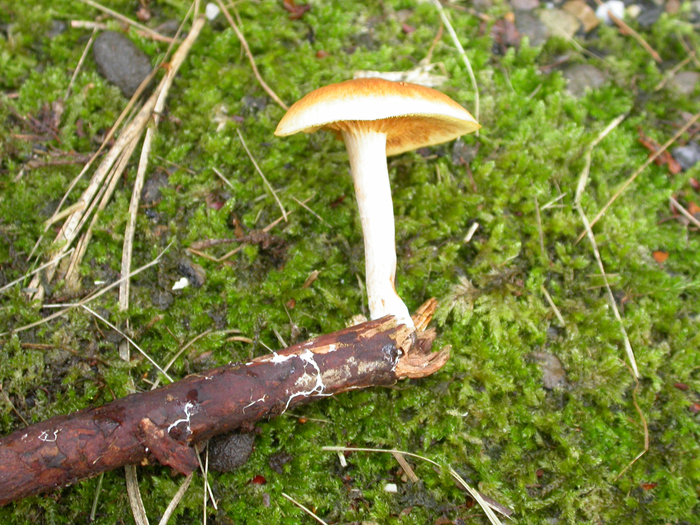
274, 78, 480, 155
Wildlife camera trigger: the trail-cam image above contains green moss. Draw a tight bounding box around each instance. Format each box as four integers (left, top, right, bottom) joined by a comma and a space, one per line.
1, 0, 700, 523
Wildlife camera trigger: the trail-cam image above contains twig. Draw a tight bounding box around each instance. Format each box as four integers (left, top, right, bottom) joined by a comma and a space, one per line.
578, 111, 700, 242
215, 0, 288, 110
669, 196, 700, 229
541, 285, 565, 327
0, 248, 74, 294
236, 128, 287, 221
432, 0, 480, 126
574, 114, 639, 378
65, 27, 97, 99
78, 0, 177, 44
322, 446, 507, 524
71, 20, 109, 30
281, 493, 329, 525
157, 473, 194, 525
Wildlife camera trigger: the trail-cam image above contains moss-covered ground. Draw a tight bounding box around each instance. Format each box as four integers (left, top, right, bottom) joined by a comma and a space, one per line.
1, 0, 699, 523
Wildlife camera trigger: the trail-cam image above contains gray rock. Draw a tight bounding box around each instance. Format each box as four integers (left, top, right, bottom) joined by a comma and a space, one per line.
531, 351, 567, 389
511, 0, 539, 10
515, 11, 549, 47
93, 31, 152, 98
564, 64, 606, 97
672, 142, 700, 171
46, 20, 66, 38
669, 71, 699, 96
209, 432, 255, 472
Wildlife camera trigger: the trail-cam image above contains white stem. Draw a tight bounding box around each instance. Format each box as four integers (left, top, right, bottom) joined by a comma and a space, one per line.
342, 130, 414, 329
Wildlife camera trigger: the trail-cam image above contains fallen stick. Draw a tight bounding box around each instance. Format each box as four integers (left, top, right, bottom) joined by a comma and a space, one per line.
0, 305, 449, 506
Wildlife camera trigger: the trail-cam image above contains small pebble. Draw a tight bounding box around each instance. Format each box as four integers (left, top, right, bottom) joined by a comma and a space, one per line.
514, 11, 549, 47
531, 351, 567, 389
672, 142, 700, 171
172, 277, 189, 291
564, 64, 606, 97
384, 483, 398, 493
205, 3, 220, 20
93, 31, 152, 98
595, 0, 625, 24
669, 71, 699, 96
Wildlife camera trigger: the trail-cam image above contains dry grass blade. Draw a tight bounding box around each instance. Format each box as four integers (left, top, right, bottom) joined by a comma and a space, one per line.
432, 0, 480, 126
614, 361, 649, 481
215, 0, 288, 110
212, 167, 236, 190
78, 0, 177, 43
541, 284, 566, 327
669, 196, 700, 229
574, 114, 639, 378
120, 13, 205, 315
237, 128, 287, 221
1, 243, 171, 337
157, 473, 194, 525
125, 465, 149, 525
322, 446, 508, 524
81, 305, 173, 382
291, 195, 328, 225
281, 493, 329, 525
578, 111, 700, 242
89, 472, 104, 521
392, 451, 419, 482
0, 248, 74, 294
65, 27, 97, 99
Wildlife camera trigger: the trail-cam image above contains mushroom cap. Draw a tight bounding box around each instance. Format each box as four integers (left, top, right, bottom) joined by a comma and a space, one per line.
274, 78, 480, 156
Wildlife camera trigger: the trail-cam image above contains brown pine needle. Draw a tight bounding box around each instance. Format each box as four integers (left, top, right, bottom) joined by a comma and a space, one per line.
670, 196, 700, 229
432, 0, 479, 126
281, 493, 329, 525
392, 451, 419, 483
574, 114, 639, 378
78, 0, 177, 44
215, 0, 288, 110
236, 128, 287, 221
576, 111, 700, 244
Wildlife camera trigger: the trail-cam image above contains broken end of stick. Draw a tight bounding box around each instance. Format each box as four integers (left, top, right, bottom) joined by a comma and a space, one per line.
395, 298, 450, 379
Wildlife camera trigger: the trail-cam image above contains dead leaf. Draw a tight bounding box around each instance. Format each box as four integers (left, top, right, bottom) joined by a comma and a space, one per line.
638, 129, 682, 175
652, 250, 669, 264
283, 0, 310, 20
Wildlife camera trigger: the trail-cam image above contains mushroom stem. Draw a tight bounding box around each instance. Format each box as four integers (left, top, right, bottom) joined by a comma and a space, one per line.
342, 129, 415, 329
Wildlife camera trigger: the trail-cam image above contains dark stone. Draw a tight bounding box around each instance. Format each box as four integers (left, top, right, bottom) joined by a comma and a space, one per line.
672, 142, 700, 171
46, 20, 66, 38
268, 451, 293, 474
177, 258, 206, 288
141, 170, 169, 204
637, 5, 664, 27
150, 290, 174, 310
208, 431, 255, 472
93, 31, 152, 98
241, 96, 269, 115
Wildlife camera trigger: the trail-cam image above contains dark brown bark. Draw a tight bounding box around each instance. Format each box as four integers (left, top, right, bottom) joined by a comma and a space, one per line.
0, 307, 448, 506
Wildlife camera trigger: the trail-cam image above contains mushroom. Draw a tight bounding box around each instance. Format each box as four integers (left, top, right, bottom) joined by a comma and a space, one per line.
275, 78, 480, 329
